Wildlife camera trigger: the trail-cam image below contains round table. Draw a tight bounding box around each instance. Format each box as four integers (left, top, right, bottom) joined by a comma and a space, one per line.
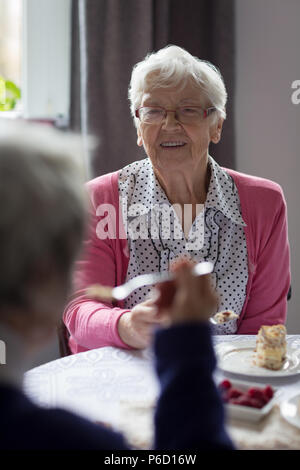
23, 335, 300, 449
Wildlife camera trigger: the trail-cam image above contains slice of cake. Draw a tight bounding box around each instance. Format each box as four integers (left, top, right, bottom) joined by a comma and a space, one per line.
213, 310, 238, 324
255, 324, 287, 370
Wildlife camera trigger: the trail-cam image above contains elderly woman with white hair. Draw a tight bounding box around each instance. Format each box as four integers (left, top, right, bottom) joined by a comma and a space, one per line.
64, 45, 290, 353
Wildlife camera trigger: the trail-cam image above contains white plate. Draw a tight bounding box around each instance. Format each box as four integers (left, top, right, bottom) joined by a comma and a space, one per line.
280, 393, 300, 430
220, 379, 280, 422
215, 340, 300, 378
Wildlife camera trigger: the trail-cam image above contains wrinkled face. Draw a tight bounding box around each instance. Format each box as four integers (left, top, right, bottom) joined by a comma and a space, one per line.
136, 80, 223, 172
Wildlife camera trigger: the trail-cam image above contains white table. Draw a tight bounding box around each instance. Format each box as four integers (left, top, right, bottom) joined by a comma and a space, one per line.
23, 335, 300, 449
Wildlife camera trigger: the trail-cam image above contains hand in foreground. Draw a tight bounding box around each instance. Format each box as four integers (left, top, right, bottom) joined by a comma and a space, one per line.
153, 259, 218, 326
117, 297, 169, 349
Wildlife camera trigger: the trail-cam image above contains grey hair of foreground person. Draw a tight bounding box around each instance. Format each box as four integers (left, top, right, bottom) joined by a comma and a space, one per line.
0, 122, 88, 309
128, 44, 227, 127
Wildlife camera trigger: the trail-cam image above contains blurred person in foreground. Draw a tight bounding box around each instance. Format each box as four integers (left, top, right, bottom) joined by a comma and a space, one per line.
0, 123, 234, 450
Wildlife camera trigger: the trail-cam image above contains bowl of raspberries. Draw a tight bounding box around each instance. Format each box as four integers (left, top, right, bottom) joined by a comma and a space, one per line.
218, 379, 280, 421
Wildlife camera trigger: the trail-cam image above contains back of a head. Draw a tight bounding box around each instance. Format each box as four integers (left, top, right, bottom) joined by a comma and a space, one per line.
0, 121, 87, 307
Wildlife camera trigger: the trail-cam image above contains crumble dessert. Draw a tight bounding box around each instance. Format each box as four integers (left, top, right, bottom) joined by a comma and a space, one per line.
213, 310, 239, 324
254, 324, 287, 370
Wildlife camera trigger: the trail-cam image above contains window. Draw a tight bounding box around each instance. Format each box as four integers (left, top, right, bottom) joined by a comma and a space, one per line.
0, 0, 71, 122
0, 0, 23, 113
0, 0, 22, 86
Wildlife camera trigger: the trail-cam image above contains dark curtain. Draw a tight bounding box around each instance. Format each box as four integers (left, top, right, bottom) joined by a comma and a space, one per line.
70, 0, 235, 178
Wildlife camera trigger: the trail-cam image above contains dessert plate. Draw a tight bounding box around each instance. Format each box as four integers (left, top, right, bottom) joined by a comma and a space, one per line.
215, 340, 300, 378
280, 393, 300, 430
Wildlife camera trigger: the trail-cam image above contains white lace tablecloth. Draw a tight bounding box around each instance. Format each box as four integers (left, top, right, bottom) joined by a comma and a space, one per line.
23, 335, 300, 450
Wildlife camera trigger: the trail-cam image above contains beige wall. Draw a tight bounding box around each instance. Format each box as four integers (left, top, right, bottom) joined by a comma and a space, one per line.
235, 0, 300, 332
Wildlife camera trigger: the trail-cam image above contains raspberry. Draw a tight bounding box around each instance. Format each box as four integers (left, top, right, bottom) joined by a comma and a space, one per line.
228, 388, 243, 399
219, 379, 232, 390
247, 387, 262, 398
231, 395, 264, 408
247, 387, 269, 405
247, 387, 264, 400
263, 385, 274, 400
229, 396, 253, 407
249, 397, 265, 409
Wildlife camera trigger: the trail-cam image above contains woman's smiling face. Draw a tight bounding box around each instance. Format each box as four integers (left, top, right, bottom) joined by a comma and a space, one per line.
136, 80, 223, 172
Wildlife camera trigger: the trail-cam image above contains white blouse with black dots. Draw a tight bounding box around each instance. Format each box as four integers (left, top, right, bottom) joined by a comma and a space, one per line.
118, 156, 248, 334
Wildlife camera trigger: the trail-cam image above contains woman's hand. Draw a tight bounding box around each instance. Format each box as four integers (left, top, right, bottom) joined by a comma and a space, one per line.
154, 259, 218, 325
117, 297, 170, 349
117, 259, 218, 348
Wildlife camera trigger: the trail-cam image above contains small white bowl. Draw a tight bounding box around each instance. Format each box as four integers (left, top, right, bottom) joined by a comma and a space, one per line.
219, 379, 280, 422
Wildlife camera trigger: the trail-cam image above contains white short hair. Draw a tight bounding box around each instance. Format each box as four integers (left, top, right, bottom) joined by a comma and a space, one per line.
128, 45, 227, 127
0, 121, 87, 306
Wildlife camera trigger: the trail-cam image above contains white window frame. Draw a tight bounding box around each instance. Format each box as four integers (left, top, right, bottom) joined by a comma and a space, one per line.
21, 0, 71, 124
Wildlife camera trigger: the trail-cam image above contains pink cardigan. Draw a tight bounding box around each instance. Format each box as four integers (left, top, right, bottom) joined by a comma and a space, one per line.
63, 168, 291, 353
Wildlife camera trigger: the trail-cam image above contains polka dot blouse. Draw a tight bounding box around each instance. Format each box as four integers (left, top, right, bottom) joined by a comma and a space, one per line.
118, 156, 248, 334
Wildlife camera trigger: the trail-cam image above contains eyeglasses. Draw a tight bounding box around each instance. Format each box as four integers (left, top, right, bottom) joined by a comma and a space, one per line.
135, 106, 216, 125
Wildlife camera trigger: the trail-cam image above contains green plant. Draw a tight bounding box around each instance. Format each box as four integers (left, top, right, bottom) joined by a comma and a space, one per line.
0, 77, 21, 111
